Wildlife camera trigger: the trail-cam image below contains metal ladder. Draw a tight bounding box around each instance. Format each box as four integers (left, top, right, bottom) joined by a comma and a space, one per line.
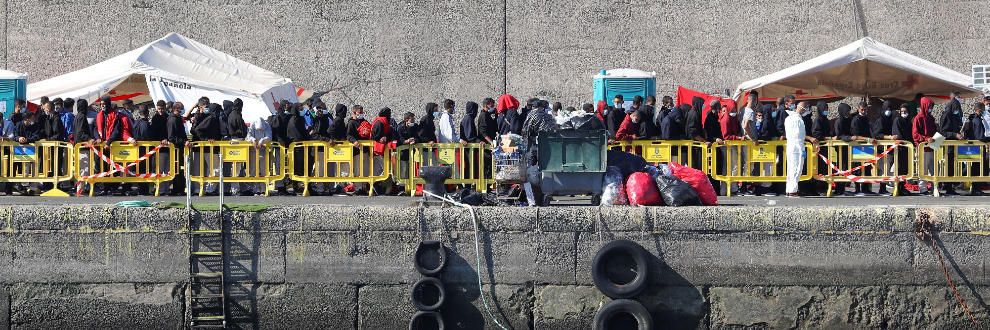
187, 153, 227, 328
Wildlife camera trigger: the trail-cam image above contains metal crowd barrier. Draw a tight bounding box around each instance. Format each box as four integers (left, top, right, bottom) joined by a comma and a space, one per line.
708, 140, 817, 196
917, 140, 990, 197
0, 140, 74, 195
609, 140, 709, 172
817, 140, 915, 197
73, 141, 177, 196
287, 141, 391, 196
395, 143, 492, 196
186, 141, 285, 196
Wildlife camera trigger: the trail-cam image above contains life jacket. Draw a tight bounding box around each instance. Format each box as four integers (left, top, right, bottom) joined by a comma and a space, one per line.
372, 116, 391, 155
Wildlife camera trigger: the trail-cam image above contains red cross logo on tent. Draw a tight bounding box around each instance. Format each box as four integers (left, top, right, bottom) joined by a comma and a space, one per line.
901, 75, 919, 89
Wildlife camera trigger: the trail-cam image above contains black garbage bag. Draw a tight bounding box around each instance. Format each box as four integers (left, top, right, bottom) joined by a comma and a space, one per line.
560, 115, 605, 131
655, 175, 701, 207
607, 149, 648, 177
453, 187, 500, 206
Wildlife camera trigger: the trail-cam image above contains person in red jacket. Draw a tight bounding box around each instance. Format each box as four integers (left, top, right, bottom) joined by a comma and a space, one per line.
719, 100, 741, 140
92, 96, 135, 195
614, 110, 642, 141
912, 96, 936, 194
95, 96, 134, 144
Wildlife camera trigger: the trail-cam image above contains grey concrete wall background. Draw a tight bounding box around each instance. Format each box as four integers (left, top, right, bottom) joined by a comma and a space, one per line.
4, 0, 988, 115
1, 205, 990, 328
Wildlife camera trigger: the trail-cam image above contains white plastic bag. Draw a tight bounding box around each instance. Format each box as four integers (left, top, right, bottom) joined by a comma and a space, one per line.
601, 166, 628, 206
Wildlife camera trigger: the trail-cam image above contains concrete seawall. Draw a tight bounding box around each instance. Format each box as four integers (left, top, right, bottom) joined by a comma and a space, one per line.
1, 204, 989, 329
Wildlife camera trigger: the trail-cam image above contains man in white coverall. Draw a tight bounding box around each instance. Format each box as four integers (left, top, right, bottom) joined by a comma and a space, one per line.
784, 102, 817, 197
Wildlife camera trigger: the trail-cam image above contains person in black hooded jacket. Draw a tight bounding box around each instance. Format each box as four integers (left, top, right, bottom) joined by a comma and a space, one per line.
227, 98, 247, 140
149, 100, 168, 142
310, 102, 332, 141
270, 100, 290, 146
330, 103, 348, 140
477, 98, 497, 144
850, 102, 872, 141
661, 104, 686, 140
193, 104, 223, 141
418, 103, 439, 143
165, 102, 188, 195
219, 100, 233, 139
685, 99, 705, 143
938, 98, 965, 194
73, 99, 93, 143
460, 101, 480, 144
287, 103, 311, 143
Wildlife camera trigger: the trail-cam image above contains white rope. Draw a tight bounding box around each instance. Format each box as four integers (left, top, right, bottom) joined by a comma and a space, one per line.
422, 191, 510, 330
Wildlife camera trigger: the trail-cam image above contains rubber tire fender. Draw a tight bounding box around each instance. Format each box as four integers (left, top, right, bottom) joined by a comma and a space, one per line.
414, 240, 448, 276
593, 299, 654, 330
591, 239, 650, 299
410, 277, 446, 311
408, 311, 445, 330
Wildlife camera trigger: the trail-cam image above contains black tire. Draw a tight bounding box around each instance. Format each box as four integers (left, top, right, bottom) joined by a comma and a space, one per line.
593, 299, 653, 330
414, 240, 447, 276
410, 277, 446, 311
409, 311, 445, 330
591, 240, 650, 299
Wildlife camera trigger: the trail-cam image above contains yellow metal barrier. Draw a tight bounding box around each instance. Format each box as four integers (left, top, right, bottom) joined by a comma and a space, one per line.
708, 140, 816, 196
609, 140, 709, 172
287, 140, 391, 196
918, 140, 990, 197
0, 140, 74, 195
187, 141, 285, 196
395, 143, 492, 196
817, 140, 915, 197
73, 141, 177, 196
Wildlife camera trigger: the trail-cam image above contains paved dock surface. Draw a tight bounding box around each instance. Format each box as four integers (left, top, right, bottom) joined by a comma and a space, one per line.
2, 194, 989, 207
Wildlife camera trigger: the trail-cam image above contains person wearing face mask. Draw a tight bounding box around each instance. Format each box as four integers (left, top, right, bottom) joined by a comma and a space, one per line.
718, 100, 742, 195
937, 96, 965, 195
683, 98, 707, 172
460, 101, 481, 145
269, 100, 290, 147
477, 98, 498, 144
191, 103, 225, 195
784, 102, 817, 197
887, 104, 914, 196
810, 101, 832, 195
285, 103, 311, 195
660, 104, 686, 140
605, 95, 627, 136
775, 95, 795, 141
345, 105, 369, 146
497, 94, 523, 135
869, 100, 898, 195
848, 101, 875, 195
418, 103, 439, 144
964, 103, 990, 195
164, 102, 188, 196
310, 102, 332, 141
224, 99, 248, 195
330, 104, 348, 141
58, 98, 75, 142
913, 97, 937, 195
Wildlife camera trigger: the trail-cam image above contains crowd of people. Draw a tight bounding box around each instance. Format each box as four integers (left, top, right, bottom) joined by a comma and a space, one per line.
0, 89, 988, 198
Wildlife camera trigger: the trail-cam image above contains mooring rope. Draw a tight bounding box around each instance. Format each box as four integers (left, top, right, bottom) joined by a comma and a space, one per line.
422, 191, 510, 330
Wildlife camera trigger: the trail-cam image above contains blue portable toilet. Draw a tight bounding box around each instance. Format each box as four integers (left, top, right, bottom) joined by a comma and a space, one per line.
593, 68, 657, 111
0, 70, 27, 119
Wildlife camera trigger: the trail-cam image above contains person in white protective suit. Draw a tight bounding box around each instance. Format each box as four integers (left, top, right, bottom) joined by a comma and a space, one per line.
784, 102, 818, 197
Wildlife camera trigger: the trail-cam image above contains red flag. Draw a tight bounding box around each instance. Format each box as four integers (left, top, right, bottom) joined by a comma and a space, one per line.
676, 86, 733, 124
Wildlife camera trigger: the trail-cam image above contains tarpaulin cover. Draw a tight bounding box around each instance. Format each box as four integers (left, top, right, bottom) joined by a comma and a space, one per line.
28, 33, 297, 124
732, 37, 980, 102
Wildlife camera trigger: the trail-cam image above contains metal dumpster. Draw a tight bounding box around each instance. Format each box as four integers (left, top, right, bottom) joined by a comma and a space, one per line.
538, 129, 608, 205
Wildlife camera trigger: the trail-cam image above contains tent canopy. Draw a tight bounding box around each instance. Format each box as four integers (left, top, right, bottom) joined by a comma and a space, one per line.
0, 69, 27, 80
732, 37, 980, 103
28, 33, 297, 123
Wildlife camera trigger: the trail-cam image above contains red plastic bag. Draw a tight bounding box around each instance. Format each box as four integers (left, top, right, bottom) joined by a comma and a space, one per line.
669, 162, 718, 206
625, 172, 662, 206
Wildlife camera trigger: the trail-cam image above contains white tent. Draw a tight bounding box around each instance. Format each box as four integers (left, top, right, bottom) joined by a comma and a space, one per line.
28, 33, 297, 123
732, 37, 980, 102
